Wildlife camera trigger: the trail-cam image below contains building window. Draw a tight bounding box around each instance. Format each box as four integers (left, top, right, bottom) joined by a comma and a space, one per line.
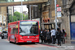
44, 25, 49, 30
10, 28, 18, 34
62, 0, 67, 7
11, 28, 13, 34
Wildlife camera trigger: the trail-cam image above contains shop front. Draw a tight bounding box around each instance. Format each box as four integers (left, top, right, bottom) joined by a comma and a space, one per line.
41, 22, 61, 30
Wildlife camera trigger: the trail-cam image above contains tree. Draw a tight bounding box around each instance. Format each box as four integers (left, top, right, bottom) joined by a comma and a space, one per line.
9, 15, 12, 22
9, 12, 28, 23
23, 14, 28, 20
14, 12, 21, 20
13, 16, 18, 22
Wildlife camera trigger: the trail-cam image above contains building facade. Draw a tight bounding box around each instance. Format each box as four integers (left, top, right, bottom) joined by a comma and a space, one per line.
59, 0, 75, 40
41, 0, 62, 30
69, 0, 75, 40
41, 0, 75, 40
27, 0, 75, 40
0, 6, 8, 28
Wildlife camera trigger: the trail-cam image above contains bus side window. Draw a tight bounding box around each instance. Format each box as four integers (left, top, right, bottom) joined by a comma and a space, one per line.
11, 28, 13, 34
13, 28, 18, 34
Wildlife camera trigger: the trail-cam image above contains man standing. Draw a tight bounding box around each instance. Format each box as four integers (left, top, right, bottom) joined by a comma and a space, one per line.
51, 28, 56, 44
56, 28, 62, 46
43, 29, 47, 43
40, 29, 44, 43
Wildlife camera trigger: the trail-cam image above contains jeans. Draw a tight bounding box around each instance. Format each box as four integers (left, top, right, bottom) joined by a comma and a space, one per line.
57, 38, 61, 45
52, 35, 55, 44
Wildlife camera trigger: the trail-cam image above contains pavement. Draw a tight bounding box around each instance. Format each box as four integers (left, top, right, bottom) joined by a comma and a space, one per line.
39, 39, 75, 50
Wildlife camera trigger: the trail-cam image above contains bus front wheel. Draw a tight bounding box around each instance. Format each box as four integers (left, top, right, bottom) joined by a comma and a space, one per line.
15, 38, 18, 44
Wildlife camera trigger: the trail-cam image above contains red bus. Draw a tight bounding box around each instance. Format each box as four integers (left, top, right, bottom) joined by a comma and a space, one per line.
8, 20, 40, 43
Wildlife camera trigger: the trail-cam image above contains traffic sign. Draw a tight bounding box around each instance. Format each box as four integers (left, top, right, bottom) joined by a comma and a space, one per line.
57, 12, 61, 17
56, 4, 59, 7
57, 7, 61, 12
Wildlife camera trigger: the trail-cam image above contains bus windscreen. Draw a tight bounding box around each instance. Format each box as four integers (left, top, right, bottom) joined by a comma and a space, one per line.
20, 21, 38, 36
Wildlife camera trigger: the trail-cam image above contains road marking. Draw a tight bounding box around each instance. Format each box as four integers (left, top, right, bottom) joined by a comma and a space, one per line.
19, 44, 58, 48
39, 44, 58, 48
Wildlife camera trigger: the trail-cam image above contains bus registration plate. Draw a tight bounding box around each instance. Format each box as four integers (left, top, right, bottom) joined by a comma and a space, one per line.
27, 41, 32, 42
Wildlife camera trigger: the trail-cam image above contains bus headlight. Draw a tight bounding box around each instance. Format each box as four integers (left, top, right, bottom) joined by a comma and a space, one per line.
20, 37, 22, 39
36, 36, 39, 39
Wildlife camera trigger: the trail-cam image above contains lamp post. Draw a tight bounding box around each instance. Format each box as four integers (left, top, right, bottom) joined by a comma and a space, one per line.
54, 0, 57, 30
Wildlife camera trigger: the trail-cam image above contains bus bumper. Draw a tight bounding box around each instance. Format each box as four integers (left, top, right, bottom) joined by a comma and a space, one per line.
18, 39, 39, 43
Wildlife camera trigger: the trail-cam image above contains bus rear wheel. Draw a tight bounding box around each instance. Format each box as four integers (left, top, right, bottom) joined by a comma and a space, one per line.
15, 38, 16, 44
15, 38, 18, 44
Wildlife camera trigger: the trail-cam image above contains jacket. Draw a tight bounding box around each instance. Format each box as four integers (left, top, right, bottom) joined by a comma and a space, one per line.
46, 32, 51, 39
56, 31, 62, 39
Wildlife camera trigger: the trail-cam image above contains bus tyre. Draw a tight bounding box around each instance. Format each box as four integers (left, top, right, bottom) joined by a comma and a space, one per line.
32, 42, 35, 44
15, 38, 17, 44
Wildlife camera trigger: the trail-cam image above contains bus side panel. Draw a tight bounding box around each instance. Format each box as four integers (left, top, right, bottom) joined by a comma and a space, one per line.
8, 22, 19, 43
8, 26, 11, 41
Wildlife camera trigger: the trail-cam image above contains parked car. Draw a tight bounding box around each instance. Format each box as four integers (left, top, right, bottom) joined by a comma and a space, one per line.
1, 31, 8, 39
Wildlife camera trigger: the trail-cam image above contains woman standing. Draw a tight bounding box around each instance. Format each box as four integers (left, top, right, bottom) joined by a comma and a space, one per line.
61, 29, 66, 44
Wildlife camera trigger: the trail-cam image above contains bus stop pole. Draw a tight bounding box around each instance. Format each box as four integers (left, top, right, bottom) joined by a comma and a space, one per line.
54, 0, 57, 30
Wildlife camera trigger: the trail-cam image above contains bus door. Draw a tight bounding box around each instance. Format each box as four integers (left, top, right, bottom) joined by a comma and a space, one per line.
10, 28, 15, 42
13, 28, 18, 42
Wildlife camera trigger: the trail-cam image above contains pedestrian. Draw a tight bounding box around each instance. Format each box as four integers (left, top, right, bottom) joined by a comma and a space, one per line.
49, 29, 52, 43
40, 29, 44, 43
43, 29, 47, 43
51, 28, 56, 44
49, 28, 51, 32
56, 28, 62, 46
46, 30, 51, 43
61, 29, 66, 44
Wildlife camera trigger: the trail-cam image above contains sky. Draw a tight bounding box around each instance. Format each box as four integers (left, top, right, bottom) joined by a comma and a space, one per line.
14, 5, 28, 13
14, 0, 28, 13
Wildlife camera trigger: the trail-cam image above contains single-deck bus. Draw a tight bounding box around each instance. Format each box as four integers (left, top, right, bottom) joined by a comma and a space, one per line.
8, 20, 40, 43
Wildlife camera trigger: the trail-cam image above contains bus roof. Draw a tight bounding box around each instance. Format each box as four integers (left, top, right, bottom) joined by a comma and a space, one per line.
8, 20, 39, 25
